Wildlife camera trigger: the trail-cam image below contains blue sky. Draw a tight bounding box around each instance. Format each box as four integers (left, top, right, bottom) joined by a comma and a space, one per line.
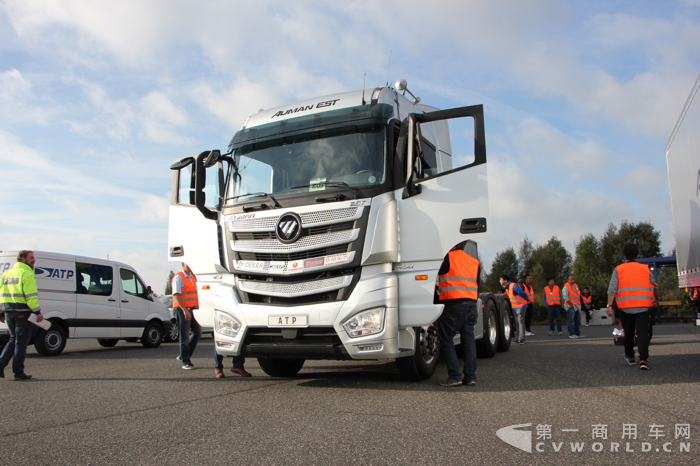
1, 0, 699, 292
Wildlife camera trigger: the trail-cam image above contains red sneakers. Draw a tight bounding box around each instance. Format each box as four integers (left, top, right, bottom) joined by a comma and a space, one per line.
215, 369, 225, 379
230, 367, 252, 377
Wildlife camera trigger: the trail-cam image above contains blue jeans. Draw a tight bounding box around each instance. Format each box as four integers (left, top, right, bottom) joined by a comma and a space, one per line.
176, 308, 202, 365
437, 301, 478, 382
548, 305, 562, 333
566, 306, 581, 336
0, 312, 33, 376
215, 352, 246, 370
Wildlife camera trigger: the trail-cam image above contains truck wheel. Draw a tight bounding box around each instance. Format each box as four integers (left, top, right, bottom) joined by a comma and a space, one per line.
497, 299, 512, 352
476, 301, 498, 358
141, 321, 163, 348
34, 323, 67, 356
97, 339, 118, 347
124, 338, 138, 343
396, 325, 440, 381
257, 357, 305, 377
164, 321, 179, 342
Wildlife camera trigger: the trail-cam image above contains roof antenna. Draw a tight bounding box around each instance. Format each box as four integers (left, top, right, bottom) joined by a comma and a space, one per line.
362, 73, 366, 105
386, 50, 392, 86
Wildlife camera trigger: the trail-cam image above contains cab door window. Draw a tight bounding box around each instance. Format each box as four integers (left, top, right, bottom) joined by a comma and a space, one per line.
120, 268, 148, 299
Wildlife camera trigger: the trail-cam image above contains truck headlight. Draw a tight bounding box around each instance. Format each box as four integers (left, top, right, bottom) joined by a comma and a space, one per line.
342, 307, 386, 338
215, 311, 241, 338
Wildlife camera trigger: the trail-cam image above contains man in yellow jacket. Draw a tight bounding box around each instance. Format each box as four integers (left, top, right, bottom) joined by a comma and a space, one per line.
0, 250, 44, 380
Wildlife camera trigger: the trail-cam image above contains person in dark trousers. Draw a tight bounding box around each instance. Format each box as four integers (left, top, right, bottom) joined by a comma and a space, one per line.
544, 278, 563, 335
606, 244, 658, 370
581, 287, 594, 326
521, 274, 535, 336
172, 262, 202, 370
500, 275, 530, 344
436, 241, 480, 387
214, 353, 251, 378
0, 250, 44, 381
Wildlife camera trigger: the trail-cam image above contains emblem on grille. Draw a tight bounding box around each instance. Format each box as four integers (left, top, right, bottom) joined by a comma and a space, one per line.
275, 212, 302, 243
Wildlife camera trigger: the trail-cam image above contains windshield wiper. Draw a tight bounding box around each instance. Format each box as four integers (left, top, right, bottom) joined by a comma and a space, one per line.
289, 182, 359, 201
226, 192, 281, 209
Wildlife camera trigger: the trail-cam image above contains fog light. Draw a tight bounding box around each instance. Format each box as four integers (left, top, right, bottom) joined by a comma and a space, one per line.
216, 341, 234, 349
357, 344, 384, 352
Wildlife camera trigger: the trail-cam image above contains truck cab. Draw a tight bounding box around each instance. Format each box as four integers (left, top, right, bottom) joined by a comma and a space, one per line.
168, 81, 512, 380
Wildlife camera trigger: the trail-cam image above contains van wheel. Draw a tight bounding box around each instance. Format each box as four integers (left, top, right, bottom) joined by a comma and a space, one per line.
141, 321, 163, 348
34, 323, 67, 356
396, 326, 440, 381
164, 321, 179, 342
257, 357, 305, 377
97, 339, 118, 347
124, 338, 138, 343
476, 301, 498, 358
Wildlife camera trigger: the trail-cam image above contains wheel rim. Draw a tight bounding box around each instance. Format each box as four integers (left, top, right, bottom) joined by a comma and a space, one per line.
169, 324, 178, 341
45, 331, 62, 351
489, 312, 497, 345
419, 326, 439, 364
148, 327, 160, 343
502, 311, 511, 341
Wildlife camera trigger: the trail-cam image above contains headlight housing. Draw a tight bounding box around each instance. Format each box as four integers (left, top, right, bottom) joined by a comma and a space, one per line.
342, 307, 386, 338
215, 311, 242, 338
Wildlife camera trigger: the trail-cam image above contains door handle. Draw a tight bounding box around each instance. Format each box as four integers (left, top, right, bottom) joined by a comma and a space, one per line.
108, 298, 116, 302
121, 300, 129, 303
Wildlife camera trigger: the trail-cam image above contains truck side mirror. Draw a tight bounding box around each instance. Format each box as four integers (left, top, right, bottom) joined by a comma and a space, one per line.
402, 114, 424, 199
194, 150, 219, 221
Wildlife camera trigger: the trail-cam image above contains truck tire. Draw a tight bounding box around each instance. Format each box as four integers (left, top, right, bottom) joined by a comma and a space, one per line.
476, 301, 498, 358
497, 299, 512, 352
97, 339, 118, 347
141, 321, 163, 348
34, 322, 67, 356
257, 357, 305, 377
396, 325, 440, 381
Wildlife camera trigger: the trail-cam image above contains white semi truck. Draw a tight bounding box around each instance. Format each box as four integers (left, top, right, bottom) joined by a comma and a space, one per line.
666, 73, 700, 293
168, 80, 514, 380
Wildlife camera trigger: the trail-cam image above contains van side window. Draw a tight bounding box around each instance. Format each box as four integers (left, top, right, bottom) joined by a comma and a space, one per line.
76, 263, 113, 296
120, 268, 147, 298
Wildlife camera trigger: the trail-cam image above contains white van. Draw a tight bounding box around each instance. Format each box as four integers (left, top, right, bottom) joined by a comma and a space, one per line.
0, 251, 170, 356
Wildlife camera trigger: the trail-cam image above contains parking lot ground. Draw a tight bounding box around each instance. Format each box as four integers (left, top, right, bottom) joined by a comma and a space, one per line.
1, 323, 700, 465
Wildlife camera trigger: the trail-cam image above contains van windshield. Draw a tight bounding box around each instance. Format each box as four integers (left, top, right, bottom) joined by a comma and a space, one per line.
225, 125, 387, 204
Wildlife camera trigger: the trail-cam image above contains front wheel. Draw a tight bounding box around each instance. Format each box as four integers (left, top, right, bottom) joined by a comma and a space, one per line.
141, 321, 163, 348
257, 357, 305, 377
396, 326, 440, 381
34, 322, 67, 356
97, 339, 118, 347
476, 300, 498, 358
163, 321, 179, 342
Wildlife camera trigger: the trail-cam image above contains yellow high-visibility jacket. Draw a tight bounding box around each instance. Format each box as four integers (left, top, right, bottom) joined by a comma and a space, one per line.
0, 262, 41, 314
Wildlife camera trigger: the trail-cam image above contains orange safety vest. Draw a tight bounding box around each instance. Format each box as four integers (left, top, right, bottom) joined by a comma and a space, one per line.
506, 282, 528, 309
564, 283, 580, 306
692, 288, 699, 301
615, 262, 654, 310
437, 250, 479, 301
521, 283, 534, 303
582, 295, 592, 306
173, 272, 199, 309
545, 285, 561, 306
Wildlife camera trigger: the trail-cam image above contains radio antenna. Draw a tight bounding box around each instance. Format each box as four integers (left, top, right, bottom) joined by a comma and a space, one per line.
362, 73, 366, 105
386, 50, 392, 86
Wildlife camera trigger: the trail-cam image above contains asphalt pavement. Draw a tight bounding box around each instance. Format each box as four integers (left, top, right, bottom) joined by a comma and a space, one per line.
1, 323, 700, 465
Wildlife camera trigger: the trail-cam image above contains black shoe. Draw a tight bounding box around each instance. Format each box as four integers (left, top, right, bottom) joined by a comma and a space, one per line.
13, 374, 32, 381
462, 379, 477, 386
440, 378, 463, 387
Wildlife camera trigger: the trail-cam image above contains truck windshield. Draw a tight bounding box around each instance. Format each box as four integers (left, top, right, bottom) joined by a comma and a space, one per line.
225, 125, 386, 204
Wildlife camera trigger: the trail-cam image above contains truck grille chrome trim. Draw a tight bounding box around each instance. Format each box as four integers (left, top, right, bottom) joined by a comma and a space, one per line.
238, 275, 352, 298
228, 206, 362, 231
232, 229, 359, 253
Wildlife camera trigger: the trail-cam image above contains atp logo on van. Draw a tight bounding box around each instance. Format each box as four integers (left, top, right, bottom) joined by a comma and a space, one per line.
0, 262, 11, 274
34, 267, 74, 281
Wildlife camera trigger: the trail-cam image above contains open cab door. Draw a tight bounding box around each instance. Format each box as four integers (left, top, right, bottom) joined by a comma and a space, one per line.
394, 105, 490, 326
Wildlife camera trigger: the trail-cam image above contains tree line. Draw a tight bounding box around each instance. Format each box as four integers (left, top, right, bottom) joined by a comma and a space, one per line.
483, 220, 686, 322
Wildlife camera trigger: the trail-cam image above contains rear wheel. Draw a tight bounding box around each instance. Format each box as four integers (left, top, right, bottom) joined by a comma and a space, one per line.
497, 299, 512, 352
257, 357, 305, 377
34, 322, 67, 356
476, 301, 498, 358
164, 321, 179, 342
97, 339, 118, 347
396, 326, 440, 381
141, 321, 163, 348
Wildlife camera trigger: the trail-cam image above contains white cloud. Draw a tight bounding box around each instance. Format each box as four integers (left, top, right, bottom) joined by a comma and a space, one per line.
139, 91, 190, 144
137, 194, 170, 223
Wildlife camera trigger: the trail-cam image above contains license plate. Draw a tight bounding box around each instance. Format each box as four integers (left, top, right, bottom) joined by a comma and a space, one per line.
268, 315, 308, 327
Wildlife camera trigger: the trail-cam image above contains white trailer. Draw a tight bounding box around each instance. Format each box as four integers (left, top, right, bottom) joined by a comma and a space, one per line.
168, 80, 514, 380
666, 73, 700, 289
